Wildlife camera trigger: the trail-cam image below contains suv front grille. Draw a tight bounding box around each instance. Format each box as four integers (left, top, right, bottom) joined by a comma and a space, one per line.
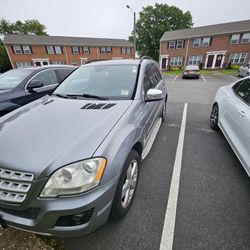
0, 207, 40, 220
0, 168, 33, 204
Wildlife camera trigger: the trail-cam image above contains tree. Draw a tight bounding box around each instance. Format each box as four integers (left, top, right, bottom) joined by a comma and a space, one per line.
0, 19, 48, 36
0, 19, 48, 73
133, 4, 193, 61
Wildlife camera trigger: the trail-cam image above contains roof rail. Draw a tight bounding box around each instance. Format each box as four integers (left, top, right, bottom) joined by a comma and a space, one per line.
85, 59, 110, 64
140, 56, 153, 62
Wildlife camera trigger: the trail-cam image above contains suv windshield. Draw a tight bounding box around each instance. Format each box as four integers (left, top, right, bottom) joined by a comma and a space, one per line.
0, 69, 34, 90
54, 64, 139, 100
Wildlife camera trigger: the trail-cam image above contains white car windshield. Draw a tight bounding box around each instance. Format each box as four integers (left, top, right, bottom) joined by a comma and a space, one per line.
54, 64, 139, 100
185, 65, 199, 70
0, 69, 34, 90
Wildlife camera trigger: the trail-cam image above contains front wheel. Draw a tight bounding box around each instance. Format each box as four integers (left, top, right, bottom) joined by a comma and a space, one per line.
210, 104, 219, 130
110, 150, 140, 219
161, 98, 167, 122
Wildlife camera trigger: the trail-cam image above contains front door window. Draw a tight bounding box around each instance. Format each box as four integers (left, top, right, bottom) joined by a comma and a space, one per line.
215, 55, 223, 68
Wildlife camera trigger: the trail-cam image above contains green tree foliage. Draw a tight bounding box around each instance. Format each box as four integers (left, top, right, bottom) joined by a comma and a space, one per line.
0, 19, 48, 72
0, 19, 48, 36
133, 3, 193, 61
0, 41, 11, 73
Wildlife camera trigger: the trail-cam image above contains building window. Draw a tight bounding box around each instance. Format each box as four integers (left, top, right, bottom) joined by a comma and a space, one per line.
72, 46, 79, 54
121, 47, 126, 54
83, 47, 89, 54
188, 55, 203, 65
51, 61, 65, 65
176, 40, 184, 49
127, 47, 131, 54
169, 41, 176, 50
46, 46, 54, 54
229, 53, 247, 63
241, 33, 250, 44
230, 34, 240, 44
202, 37, 210, 47
193, 38, 201, 48
22, 45, 32, 54
100, 47, 106, 54
54, 46, 62, 54
13, 45, 22, 54
106, 47, 112, 54
16, 62, 31, 68
71, 60, 77, 66
170, 57, 183, 66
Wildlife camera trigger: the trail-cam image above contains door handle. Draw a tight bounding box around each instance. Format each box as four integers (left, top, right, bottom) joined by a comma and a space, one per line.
223, 96, 229, 101
238, 110, 246, 117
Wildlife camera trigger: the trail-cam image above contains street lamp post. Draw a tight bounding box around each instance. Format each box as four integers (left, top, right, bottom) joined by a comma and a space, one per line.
126, 5, 136, 58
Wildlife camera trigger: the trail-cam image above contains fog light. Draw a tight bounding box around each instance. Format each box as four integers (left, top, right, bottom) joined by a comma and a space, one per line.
55, 208, 94, 227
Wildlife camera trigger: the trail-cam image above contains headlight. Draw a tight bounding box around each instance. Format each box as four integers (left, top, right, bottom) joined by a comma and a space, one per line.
40, 158, 106, 198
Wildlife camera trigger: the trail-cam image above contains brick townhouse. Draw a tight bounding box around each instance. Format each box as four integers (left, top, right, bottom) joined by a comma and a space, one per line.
160, 19, 250, 70
3, 34, 134, 68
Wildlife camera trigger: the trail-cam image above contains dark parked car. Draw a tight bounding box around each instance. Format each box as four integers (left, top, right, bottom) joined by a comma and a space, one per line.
182, 65, 200, 79
0, 65, 76, 116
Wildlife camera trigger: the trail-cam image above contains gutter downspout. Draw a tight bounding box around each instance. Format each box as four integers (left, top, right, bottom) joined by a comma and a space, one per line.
64, 46, 69, 65
3, 42, 14, 69
184, 37, 190, 67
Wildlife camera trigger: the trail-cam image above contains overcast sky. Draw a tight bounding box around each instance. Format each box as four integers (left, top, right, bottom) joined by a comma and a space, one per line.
1, 0, 250, 39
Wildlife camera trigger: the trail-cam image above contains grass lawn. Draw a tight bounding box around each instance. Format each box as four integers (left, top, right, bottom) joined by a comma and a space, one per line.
163, 69, 238, 76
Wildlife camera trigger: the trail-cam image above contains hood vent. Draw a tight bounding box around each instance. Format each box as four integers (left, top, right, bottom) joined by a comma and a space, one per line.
81, 103, 116, 110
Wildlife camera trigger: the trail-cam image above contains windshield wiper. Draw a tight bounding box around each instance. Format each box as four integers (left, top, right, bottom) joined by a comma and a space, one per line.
51, 93, 69, 99
67, 93, 109, 100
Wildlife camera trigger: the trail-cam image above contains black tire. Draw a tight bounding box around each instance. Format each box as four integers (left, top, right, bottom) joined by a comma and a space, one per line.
161, 97, 167, 122
210, 103, 219, 130
110, 150, 140, 220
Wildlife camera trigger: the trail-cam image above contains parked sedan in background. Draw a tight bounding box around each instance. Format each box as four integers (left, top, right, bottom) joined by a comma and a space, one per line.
238, 64, 250, 77
0, 65, 76, 116
210, 76, 250, 177
0, 59, 167, 237
182, 65, 200, 79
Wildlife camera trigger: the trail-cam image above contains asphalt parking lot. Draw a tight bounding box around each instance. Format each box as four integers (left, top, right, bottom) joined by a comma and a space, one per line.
1, 74, 250, 250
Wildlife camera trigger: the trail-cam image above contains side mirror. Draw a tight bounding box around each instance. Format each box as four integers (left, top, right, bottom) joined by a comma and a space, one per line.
27, 80, 44, 91
145, 89, 163, 102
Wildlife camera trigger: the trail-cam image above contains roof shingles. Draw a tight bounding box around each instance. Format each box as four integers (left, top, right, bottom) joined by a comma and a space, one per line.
160, 19, 250, 41
4, 34, 133, 47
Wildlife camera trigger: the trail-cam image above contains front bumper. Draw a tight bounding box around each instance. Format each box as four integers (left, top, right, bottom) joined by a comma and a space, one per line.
0, 175, 119, 238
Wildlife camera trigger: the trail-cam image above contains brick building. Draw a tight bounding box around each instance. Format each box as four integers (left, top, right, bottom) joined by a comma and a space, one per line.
3, 34, 134, 68
160, 19, 250, 70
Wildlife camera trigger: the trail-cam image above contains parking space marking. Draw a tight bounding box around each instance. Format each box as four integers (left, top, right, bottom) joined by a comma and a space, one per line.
229, 75, 238, 80
201, 75, 207, 82
160, 103, 188, 250
173, 75, 179, 81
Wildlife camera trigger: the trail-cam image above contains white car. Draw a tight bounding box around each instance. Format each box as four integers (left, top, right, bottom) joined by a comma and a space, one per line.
210, 77, 250, 177
238, 64, 250, 77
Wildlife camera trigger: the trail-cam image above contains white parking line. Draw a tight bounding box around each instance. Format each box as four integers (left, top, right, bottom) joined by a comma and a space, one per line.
160, 103, 188, 250
229, 75, 238, 80
201, 75, 207, 82
172, 75, 178, 81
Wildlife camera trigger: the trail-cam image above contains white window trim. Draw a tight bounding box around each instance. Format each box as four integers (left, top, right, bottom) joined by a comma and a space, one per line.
193, 38, 201, 48
202, 37, 210, 47
46, 46, 54, 54
106, 47, 112, 54
176, 40, 184, 49
22, 45, 32, 55
230, 34, 240, 45
101, 47, 106, 54
16, 61, 32, 68
13, 45, 22, 55
72, 46, 79, 54
169, 41, 176, 50
229, 53, 247, 64
170, 57, 183, 66
54, 46, 62, 55
83, 46, 90, 54
188, 55, 203, 65
241, 33, 250, 44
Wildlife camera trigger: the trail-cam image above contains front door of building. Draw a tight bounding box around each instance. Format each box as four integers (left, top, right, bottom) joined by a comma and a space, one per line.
215, 54, 223, 68
207, 55, 214, 68
161, 57, 168, 70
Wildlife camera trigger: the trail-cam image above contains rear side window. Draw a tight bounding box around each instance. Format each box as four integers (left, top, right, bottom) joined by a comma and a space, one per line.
31, 70, 58, 86
57, 68, 75, 83
233, 79, 250, 104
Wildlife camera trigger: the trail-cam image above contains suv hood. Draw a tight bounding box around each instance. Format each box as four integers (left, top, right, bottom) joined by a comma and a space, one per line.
0, 96, 132, 179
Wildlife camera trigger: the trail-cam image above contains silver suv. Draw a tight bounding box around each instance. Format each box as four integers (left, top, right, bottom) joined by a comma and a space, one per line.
0, 58, 168, 237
